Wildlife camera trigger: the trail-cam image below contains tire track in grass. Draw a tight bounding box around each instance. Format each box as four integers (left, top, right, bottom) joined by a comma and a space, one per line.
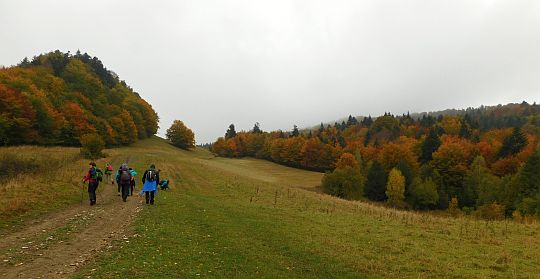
0, 181, 144, 279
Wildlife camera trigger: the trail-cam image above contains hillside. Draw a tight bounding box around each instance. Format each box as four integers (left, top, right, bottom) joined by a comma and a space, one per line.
211, 102, 540, 220
0, 138, 538, 278
0, 51, 158, 146
318, 102, 539, 132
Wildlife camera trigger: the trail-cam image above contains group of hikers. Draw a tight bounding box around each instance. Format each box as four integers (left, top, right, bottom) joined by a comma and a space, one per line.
82, 162, 170, 206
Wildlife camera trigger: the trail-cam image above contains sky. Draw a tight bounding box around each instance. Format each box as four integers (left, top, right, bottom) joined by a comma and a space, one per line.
1, 0, 539, 143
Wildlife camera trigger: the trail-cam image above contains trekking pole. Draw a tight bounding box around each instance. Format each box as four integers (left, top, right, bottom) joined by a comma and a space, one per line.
81, 181, 85, 205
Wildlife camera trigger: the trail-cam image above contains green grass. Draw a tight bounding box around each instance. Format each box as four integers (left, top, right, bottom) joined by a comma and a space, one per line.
72, 137, 539, 278
0, 139, 159, 233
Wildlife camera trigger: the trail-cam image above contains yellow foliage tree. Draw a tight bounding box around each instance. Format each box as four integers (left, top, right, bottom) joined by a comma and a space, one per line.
166, 120, 195, 149
386, 168, 405, 207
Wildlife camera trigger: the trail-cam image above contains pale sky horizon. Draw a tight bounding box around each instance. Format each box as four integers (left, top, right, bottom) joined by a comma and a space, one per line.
1, 0, 539, 143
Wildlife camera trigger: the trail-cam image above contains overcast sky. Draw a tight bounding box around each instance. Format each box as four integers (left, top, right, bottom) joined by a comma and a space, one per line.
1, 1, 539, 143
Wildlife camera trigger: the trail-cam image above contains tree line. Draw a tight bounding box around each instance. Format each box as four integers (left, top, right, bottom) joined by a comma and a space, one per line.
211, 103, 540, 218
0, 50, 159, 146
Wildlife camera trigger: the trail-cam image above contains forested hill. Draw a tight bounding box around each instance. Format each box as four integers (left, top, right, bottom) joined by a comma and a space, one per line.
0, 50, 158, 146
211, 102, 540, 217
321, 102, 539, 133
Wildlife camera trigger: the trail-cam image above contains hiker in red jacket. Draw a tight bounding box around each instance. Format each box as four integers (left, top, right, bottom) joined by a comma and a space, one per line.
83, 162, 102, 206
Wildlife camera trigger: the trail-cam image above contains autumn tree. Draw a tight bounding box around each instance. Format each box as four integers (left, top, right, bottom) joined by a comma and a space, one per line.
335, 153, 359, 170
211, 137, 229, 157
301, 137, 338, 171
209, 103, 540, 216
431, 136, 475, 208
439, 116, 461, 135
0, 51, 158, 147
80, 133, 105, 159
386, 168, 406, 207
0, 85, 37, 144
166, 120, 195, 149
245, 132, 265, 156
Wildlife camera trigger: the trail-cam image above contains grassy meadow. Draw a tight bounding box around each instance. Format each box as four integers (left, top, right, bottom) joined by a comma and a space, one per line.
1, 137, 539, 278
0, 141, 155, 231
0, 146, 83, 230
59, 137, 538, 278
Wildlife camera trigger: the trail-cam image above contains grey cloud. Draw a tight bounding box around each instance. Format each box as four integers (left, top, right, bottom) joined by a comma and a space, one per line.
1, 0, 538, 143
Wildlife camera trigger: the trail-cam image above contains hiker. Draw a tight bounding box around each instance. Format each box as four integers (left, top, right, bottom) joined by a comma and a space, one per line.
83, 162, 103, 206
159, 179, 169, 190
115, 165, 123, 196
129, 167, 138, 196
105, 162, 114, 184
115, 163, 132, 202
142, 164, 160, 205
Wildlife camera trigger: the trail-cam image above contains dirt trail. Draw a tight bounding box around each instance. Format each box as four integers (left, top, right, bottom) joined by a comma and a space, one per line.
0, 181, 144, 278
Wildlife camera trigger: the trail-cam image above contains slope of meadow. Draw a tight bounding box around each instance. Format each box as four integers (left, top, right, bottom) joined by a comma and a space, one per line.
66, 138, 538, 278
1, 137, 538, 278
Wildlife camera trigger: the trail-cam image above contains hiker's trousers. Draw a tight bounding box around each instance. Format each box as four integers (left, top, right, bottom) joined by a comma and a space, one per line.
130, 180, 135, 196
145, 191, 155, 204
121, 183, 130, 202
88, 182, 98, 203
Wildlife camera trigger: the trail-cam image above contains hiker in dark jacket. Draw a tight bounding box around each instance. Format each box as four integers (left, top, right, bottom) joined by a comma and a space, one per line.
142, 164, 160, 205
115, 166, 122, 196
116, 163, 132, 202
83, 162, 101, 206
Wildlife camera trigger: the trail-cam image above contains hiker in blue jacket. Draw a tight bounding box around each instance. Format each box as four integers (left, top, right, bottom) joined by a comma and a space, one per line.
159, 179, 170, 190
142, 164, 159, 205
129, 167, 138, 196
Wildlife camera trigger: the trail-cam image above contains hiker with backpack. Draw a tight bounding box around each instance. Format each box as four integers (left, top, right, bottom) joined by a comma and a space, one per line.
105, 162, 114, 184
159, 178, 169, 190
142, 164, 160, 205
115, 165, 123, 196
83, 162, 103, 206
115, 163, 132, 202
129, 167, 138, 196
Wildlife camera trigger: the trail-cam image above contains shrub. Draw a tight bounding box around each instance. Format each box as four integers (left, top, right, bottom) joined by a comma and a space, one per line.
448, 197, 462, 217
410, 178, 439, 210
517, 195, 540, 217
322, 167, 364, 200
80, 133, 105, 159
0, 153, 39, 181
475, 202, 506, 220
